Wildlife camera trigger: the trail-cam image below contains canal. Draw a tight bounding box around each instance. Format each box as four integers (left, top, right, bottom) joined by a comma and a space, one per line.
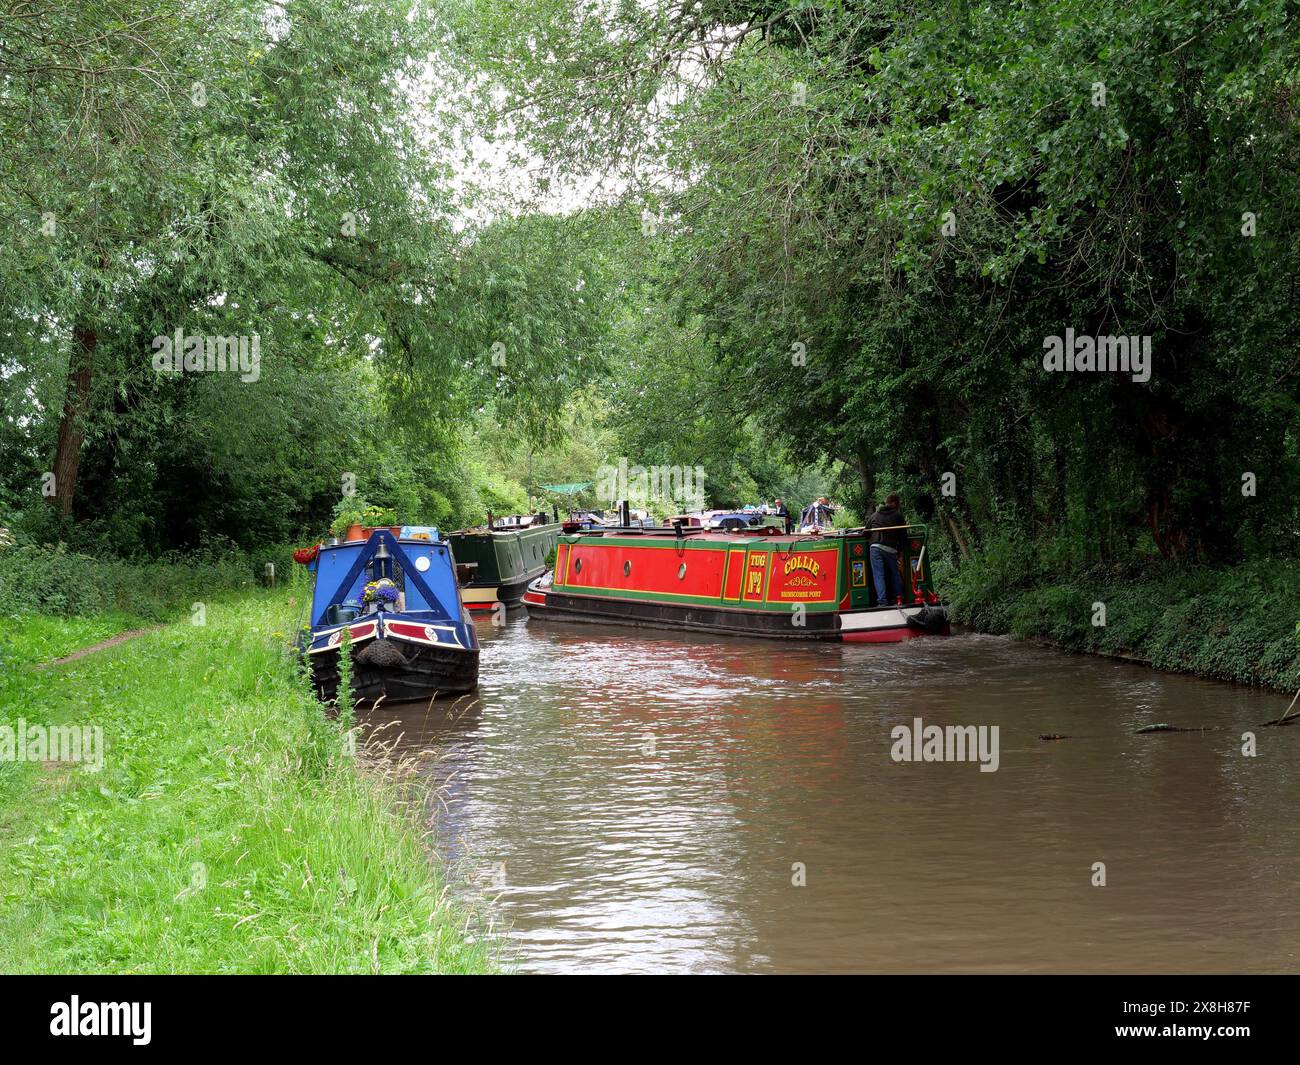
362, 616, 1299, 974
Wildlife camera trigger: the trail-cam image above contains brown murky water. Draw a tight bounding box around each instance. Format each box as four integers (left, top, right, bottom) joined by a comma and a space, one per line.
362, 616, 1299, 974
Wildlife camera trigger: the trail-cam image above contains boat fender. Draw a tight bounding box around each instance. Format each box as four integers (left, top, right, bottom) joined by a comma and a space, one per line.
355, 638, 411, 669
905, 605, 949, 633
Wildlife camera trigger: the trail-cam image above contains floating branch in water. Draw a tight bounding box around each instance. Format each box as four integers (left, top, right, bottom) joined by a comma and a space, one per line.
1132, 723, 1221, 734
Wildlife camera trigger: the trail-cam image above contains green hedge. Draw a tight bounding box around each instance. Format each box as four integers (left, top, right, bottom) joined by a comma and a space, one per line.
0, 543, 299, 622
946, 549, 1300, 691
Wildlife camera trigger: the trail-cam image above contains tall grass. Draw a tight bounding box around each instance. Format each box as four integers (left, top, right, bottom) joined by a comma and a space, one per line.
0, 542, 297, 622
0, 587, 495, 974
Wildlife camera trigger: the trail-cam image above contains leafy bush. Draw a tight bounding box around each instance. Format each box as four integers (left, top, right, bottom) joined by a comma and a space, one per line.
0, 543, 297, 622
949, 554, 1300, 690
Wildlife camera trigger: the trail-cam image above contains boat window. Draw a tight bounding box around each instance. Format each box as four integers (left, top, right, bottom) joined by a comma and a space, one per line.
623, 560, 632, 576
678, 562, 687, 579
574, 557, 582, 573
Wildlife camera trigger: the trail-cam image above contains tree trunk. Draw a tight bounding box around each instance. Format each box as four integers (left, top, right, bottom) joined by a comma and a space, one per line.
944, 510, 972, 561
853, 451, 875, 514
49, 324, 97, 516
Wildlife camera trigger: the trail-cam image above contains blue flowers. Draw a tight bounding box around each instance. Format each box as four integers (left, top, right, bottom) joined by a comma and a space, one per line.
361, 578, 400, 606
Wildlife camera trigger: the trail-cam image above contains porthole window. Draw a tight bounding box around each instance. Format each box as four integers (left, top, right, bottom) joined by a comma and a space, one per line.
623, 560, 632, 576
678, 562, 687, 580
574, 558, 582, 573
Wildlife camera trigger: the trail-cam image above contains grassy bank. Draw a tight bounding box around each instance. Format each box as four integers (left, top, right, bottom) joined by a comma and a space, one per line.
0, 586, 494, 974
945, 549, 1300, 691
0, 542, 296, 623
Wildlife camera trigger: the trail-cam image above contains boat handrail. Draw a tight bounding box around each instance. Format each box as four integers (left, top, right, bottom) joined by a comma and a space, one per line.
838, 523, 928, 535
565, 525, 709, 537
560, 522, 930, 541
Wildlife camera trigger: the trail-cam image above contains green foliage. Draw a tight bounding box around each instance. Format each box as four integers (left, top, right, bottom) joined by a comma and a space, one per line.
949, 554, 1300, 690
459, 0, 1300, 565
0, 543, 292, 621
327, 497, 397, 538
0, 1, 618, 556
0, 591, 495, 973
329, 497, 372, 538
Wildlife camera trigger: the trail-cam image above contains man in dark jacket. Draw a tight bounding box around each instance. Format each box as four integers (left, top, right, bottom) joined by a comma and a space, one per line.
773, 498, 791, 534
865, 494, 907, 605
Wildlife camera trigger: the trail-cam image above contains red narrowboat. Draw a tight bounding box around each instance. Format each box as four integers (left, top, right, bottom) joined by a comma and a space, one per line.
523, 523, 949, 642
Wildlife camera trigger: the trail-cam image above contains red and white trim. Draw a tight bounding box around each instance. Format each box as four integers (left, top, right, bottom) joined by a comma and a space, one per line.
308, 621, 378, 655
385, 620, 471, 650
838, 606, 921, 643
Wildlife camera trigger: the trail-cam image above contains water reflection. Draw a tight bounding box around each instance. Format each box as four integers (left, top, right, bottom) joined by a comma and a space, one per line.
361, 615, 1299, 973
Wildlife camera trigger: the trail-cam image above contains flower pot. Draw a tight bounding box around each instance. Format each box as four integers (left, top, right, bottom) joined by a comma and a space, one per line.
345, 523, 366, 541
389, 525, 403, 537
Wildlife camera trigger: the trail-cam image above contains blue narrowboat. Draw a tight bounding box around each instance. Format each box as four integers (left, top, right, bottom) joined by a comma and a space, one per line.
298, 528, 479, 704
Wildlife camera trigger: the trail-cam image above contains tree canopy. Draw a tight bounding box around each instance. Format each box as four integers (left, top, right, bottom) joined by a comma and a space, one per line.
457, 0, 1300, 562
3, 0, 1298, 568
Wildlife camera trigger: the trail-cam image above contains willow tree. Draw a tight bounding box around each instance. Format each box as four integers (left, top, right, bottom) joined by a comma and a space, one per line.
455, 0, 1300, 562
1, 0, 615, 539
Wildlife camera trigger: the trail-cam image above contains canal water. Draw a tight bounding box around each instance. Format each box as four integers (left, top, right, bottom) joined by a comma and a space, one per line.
362, 616, 1299, 974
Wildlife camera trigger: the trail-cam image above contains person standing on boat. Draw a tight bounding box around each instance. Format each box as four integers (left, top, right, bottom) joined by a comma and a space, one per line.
773, 498, 791, 534
866, 494, 907, 606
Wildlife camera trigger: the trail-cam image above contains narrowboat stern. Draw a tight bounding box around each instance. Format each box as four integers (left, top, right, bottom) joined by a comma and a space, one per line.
449, 518, 560, 611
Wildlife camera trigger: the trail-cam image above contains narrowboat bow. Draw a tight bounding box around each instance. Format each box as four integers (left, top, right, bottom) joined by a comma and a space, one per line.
297, 528, 479, 703
524, 524, 949, 642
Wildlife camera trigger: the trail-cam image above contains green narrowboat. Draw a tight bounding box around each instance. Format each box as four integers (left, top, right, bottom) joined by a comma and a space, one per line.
449, 519, 561, 611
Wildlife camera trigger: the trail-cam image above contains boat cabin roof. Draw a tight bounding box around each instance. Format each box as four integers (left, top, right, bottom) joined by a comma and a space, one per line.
563, 523, 927, 544
570, 526, 808, 542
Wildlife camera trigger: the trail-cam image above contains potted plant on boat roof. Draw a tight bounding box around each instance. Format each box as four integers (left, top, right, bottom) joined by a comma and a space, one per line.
361, 504, 399, 536
330, 495, 372, 541
329, 496, 402, 541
